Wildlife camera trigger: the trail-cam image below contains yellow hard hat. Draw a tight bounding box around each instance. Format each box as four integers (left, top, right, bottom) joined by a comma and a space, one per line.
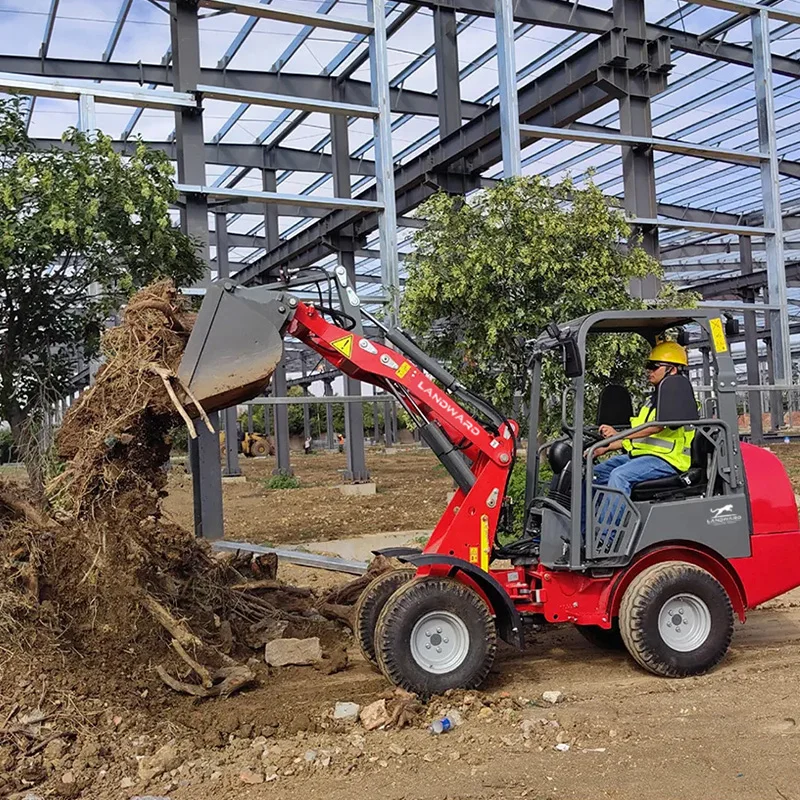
648, 341, 688, 367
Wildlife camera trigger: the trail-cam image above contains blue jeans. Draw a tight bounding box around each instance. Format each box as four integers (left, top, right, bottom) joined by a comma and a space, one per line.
587, 454, 677, 537
592, 454, 677, 494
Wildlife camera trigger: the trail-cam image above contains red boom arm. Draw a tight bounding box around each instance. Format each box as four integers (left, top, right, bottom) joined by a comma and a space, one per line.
287, 301, 517, 569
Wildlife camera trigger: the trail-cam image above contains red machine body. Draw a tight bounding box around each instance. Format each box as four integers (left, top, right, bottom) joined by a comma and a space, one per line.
289, 301, 800, 634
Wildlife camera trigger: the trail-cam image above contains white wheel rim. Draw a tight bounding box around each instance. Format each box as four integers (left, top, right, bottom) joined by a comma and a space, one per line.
658, 593, 712, 652
410, 611, 470, 674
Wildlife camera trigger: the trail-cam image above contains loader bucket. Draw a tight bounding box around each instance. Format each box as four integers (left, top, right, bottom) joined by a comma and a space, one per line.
177, 281, 295, 414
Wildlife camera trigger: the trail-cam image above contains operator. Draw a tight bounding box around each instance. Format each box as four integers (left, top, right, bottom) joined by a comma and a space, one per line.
591, 342, 694, 497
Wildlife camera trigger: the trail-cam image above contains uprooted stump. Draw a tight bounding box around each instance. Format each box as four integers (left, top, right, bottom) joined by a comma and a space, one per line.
0, 281, 328, 704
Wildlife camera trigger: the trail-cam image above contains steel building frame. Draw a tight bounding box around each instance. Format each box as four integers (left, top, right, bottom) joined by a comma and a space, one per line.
2, 0, 799, 538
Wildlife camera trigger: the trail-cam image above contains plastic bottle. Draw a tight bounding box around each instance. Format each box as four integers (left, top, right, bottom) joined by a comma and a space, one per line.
428, 717, 453, 735
785, 436, 791, 445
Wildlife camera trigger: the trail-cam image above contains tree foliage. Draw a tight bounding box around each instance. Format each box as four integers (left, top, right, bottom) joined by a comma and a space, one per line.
0, 98, 205, 490
401, 176, 693, 432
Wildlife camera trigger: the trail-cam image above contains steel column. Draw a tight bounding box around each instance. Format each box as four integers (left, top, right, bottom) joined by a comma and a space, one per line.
752, 9, 791, 386
384, 400, 393, 445
614, 0, 659, 296
493, 0, 521, 177
215, 212, 241, 477
331, 107, 369, 482
373, 400, 380, 443
740, 235, 764, 444
271, 358, 293, 476
262, 168, 280, 251
433, 7, 461, 138
247, 404, 254, 435
301, 355, 312, 441
171, 0, 223, 540
367, 0, 401, 322
324, 380, 336, 449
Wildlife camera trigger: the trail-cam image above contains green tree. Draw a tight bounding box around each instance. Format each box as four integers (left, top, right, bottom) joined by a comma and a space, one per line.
0, 98, 204, 493
401, 176, 691, 434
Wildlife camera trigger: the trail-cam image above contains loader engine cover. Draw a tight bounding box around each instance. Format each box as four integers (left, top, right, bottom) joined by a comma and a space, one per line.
177, 281, 294, 414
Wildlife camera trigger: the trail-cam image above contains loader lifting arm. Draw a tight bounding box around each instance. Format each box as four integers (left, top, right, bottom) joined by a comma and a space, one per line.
178, 279, 518, 571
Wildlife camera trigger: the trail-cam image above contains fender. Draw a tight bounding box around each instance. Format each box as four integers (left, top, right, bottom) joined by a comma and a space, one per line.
607, 543, 748, 623
372, 547, 423, 559
399, 553, 525, 649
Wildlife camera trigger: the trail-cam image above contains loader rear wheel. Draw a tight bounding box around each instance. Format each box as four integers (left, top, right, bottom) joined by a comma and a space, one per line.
374, 577, 496, 696
619, 561, 733, 677
355, 567, 417, 667
251, 440, 268, 457
574, 621, 625, 651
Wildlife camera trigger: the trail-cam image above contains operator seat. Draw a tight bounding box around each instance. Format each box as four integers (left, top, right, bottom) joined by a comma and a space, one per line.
629, 432, 712, 501
629, 374, 708, 502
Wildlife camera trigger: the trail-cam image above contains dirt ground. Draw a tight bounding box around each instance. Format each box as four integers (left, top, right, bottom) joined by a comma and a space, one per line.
162, 447, 453, 544
5, 445, 800, 800
10, 579, 800, 800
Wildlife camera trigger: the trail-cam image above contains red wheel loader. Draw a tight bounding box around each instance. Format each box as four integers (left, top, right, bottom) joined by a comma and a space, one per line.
178, 271, 800, 696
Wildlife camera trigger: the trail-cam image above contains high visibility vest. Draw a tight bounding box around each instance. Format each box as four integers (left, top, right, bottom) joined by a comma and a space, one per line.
622, 397, 694, 472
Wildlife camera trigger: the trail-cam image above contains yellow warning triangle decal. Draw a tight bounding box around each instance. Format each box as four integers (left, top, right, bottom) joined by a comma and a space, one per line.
331, 335, 353, 359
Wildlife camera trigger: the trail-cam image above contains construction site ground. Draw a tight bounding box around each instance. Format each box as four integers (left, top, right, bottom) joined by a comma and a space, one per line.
5, 445, 800, 800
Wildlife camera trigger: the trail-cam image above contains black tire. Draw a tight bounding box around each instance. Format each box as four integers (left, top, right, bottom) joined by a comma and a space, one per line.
355, 568, 417, 666
251, 440, 268, 457
574, 621, 625, 651
619, 561, 733, 677
374, 577, 496, 696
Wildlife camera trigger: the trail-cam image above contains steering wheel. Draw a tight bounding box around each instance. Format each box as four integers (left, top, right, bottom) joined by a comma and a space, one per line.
561, 423, 604, 444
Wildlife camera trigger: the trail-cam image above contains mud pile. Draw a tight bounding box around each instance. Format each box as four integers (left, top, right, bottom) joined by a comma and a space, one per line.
0, 282, 364, 797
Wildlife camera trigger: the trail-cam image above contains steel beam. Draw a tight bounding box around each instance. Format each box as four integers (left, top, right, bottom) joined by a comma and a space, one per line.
215, 212, 242, 477
171, 0, 223, 540
494, 0, 521, 177
271, 358, 293, 476
236, 36, 615, 281
752, 9, 792, 386
406, 0, 800, 78
433, 7, 461, 138
103, 0, 134, 62
199, 0, 375, 34
177, 185, 383, 212
332, 103, 370, 483
686, 0, 800, 25
628, 218, 774, 237
0, 72, 196, 110
741, 235, 764, 442
519, 124, 767, 167
196, 84, 378, 118
324, 380, 336, 450
0, 57, 488, 120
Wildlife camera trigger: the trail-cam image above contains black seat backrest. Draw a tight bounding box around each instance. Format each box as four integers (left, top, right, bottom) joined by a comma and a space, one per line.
690, 429, 712, 469
655, 375, 699, 423
596, 384, 634, 428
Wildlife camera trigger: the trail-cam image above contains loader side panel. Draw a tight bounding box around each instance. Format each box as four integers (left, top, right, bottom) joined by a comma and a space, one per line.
730, 443, 800, 608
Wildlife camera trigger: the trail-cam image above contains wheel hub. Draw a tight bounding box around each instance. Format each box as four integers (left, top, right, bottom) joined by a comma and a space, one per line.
410, 611, 470, 674
658, 593, 712, 652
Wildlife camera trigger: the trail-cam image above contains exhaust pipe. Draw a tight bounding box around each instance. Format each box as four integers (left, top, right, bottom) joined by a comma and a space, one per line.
177, 281, 294, 414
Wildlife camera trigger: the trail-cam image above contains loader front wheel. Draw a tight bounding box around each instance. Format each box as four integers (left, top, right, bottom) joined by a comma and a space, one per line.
355, 567, 417, 667
375, 577, 496, 696
619, 561, 733, 677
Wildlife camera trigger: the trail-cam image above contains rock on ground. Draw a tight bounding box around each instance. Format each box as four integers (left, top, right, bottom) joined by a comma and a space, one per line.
333, 702, 361, 723
360, 699, 389, 731
265, 637, 323, 667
